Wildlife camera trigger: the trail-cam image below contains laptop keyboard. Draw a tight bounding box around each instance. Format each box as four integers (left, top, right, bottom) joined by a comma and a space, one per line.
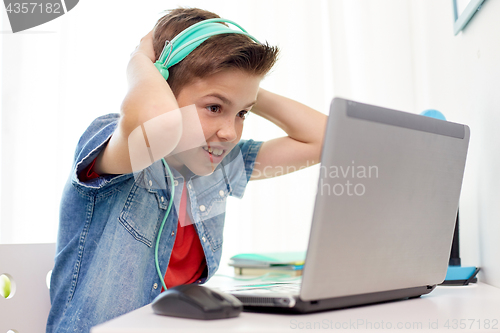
265, 283, 300, 294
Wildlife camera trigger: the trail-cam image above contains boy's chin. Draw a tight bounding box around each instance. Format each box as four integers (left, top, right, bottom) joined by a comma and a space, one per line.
169, 144, 238, 177
186, 164, 217, 176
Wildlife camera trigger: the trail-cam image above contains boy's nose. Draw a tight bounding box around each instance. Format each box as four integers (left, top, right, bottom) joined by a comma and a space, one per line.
216, 119, 238, 142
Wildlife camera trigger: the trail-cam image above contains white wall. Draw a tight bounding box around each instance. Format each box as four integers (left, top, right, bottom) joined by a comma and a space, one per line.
0, 1, 332, 267
326, 0, 500, 288
2, 0, 498, 287
411, 0, 500, 289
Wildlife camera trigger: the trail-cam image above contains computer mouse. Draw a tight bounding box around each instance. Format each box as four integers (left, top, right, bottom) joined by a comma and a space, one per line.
152, 284, 243, 320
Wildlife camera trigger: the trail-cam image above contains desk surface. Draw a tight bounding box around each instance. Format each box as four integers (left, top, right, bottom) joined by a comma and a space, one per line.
92, 281, 500, 333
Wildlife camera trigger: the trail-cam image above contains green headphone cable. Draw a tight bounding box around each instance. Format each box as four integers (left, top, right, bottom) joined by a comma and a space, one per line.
155, 157, 175, 291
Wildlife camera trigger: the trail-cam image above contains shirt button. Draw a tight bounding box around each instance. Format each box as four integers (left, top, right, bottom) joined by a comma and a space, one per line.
219, 190, 225, 197
199, 205, 206, 212
202, 236, 206, 242
161, 196, 164, 202
149, 180, 152, 187
174, 180, 179, 186
171, 231, 175, 236
153, 283, 158, 290
188, 183, 192, 189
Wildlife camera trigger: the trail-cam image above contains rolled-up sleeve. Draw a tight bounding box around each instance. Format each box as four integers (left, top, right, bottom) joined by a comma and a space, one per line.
71, 114, 125, 189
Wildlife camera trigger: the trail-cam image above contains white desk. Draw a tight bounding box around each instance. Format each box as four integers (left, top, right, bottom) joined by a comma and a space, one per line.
92, 281, 500, 333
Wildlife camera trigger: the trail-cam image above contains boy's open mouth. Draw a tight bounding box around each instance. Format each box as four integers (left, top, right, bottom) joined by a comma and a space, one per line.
202, 146, 225, 157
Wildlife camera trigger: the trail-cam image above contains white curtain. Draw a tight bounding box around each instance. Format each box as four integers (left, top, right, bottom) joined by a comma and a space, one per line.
0, 0, 335, 268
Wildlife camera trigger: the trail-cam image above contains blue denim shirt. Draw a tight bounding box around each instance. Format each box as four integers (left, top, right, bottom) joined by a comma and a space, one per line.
47, 114, 262, 333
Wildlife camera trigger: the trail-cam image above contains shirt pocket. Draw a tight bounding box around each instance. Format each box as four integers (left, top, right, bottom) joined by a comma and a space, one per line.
200, 214, 226, 252
118, 172, 169, 247
194, 177, 231, 252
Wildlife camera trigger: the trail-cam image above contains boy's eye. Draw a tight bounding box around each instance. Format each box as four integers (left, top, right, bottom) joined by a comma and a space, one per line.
238, 110, 248, 119
207, 105, 221, 113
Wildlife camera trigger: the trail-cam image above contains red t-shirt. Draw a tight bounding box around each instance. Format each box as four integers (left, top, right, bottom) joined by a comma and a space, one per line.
79, 159, 207, 289
164, 184, 206, 289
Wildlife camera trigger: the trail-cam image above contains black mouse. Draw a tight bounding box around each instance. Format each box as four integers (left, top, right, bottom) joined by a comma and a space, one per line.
152, 284, 243, 320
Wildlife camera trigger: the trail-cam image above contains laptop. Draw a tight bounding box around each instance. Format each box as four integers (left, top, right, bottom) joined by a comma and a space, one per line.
226, 97, 470, 313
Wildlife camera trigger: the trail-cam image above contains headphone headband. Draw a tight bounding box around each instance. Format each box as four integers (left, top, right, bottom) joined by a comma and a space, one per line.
154, 18, 260, 80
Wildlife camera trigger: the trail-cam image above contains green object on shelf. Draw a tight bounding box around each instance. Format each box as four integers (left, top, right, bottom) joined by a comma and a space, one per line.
0, 274, 11, 298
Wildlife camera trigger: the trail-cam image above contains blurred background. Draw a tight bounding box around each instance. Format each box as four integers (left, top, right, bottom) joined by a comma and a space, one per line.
1, 0, 499, 288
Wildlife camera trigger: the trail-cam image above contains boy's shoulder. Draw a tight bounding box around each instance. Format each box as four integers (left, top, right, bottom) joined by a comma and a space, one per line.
78, 114, 120, 146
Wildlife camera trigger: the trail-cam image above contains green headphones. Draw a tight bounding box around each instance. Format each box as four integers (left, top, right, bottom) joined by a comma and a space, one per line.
154, 18, 261, 80
154, 18, 258, 291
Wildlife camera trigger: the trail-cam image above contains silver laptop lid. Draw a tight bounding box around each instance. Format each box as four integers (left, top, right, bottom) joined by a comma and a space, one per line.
300, 98, 469, 301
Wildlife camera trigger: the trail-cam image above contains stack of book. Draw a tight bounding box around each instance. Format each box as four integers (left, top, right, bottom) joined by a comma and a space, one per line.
229, 251, 306, 277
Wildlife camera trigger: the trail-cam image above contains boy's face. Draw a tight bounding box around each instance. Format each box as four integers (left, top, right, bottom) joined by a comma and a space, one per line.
166, 69, 261, 176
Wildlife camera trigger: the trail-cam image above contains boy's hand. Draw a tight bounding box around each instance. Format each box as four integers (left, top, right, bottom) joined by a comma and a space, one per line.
131, 30, 156, 62
250, 88, 327, 180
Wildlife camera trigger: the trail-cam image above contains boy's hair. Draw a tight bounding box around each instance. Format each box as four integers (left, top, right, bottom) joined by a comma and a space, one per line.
153, 8, 279, 96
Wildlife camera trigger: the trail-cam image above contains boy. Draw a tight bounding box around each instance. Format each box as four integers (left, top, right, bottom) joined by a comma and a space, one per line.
47, 7, 327, 333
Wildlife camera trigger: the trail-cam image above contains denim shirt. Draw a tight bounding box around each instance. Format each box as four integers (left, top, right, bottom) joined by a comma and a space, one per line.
47, 114, 262, 333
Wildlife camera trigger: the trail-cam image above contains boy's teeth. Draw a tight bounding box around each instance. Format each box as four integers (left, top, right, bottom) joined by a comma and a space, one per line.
203, 146, 223, 157
212, 148, 223, 156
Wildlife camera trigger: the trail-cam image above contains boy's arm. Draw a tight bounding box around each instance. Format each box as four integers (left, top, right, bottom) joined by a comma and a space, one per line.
93, 31, 182, 175
250, 88, 328, 180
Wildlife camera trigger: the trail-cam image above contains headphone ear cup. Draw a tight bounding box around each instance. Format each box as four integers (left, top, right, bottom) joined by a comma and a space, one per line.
159, 67, 170, 81
154, 62, 170, 80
